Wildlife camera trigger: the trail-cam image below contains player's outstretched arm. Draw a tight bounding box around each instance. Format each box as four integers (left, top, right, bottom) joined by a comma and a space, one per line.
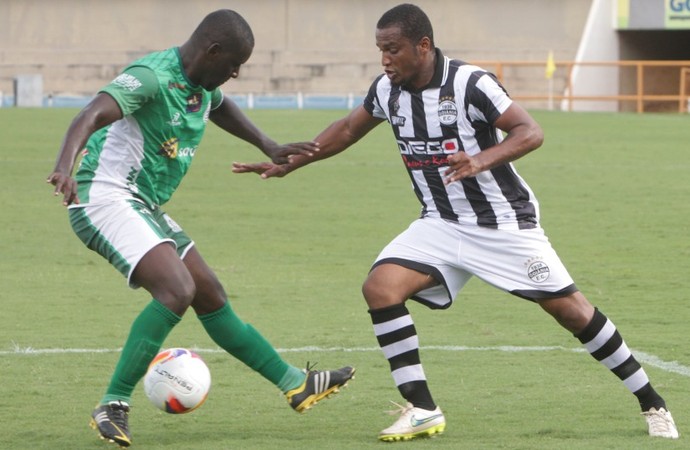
232, 105, 383, 179
210, 96, 318, 164
47, 93, 123, 206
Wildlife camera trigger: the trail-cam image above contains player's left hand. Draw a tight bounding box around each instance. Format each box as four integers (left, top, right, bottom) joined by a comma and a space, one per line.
46, 171, 80, 206
265, 141, 319, 164
232, 161, 289, 179
443, 151, 482, 184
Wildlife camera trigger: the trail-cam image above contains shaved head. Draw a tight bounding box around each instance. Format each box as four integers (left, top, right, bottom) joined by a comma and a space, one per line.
181, 9, 255, 90
191, 9, 254, 53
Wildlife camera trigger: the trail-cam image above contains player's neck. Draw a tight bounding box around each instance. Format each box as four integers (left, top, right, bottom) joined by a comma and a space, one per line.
178, 42, 200, 86
408, 49, 436, 91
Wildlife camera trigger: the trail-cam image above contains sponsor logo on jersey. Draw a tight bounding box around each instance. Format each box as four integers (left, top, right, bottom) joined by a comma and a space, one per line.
186, 93, 203, 113
397, 138, 460, 156
391, 115, 406, 126
177, 146, 197, 157
402, 155, 449, 168
438, 97, 458, 125
398, 138, 459, 169
159, 137, 179, 159
167, 112, 182, 127
112, 73, 142, 92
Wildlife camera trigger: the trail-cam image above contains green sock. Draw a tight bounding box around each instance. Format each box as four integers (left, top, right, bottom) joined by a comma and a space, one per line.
197, 302, 305, 391
277, 365, 308, 392
101, 300, 181, 404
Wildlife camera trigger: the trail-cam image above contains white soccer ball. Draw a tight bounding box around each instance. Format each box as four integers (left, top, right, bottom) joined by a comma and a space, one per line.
143, 348, 211, 414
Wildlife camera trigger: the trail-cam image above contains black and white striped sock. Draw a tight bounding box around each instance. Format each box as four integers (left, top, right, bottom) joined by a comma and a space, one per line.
369, 303, 436, 410
575, 308, 665, 411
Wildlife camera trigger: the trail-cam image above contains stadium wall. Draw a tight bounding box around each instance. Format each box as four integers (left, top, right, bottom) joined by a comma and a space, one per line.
0, 0, 591, 99
565, 0, 619, 112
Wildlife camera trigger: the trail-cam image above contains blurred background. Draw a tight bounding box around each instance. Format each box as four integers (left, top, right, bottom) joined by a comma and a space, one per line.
2, 0, 690, 112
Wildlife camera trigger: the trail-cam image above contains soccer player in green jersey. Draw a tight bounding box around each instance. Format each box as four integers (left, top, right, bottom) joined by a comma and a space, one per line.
47, 9, 354, 448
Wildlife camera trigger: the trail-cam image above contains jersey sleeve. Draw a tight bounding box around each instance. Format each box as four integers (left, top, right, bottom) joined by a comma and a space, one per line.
99, 66, 160, 116
362, 74, 388, 120
467, 72, 513, 125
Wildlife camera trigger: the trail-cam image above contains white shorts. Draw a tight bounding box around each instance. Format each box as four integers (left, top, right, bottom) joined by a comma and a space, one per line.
372, 217, 577, 309
68, 200, 194, 288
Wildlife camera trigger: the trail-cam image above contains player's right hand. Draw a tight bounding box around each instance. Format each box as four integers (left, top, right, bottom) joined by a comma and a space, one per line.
265, 141, 319, 165
46, 172, 80, 206
231, 162, 289, 179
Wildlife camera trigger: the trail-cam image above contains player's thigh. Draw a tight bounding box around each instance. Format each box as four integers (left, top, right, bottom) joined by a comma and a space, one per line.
183, 246, 227, 314
69, 201, 192, 289
370, 218, 472, 309
132, 241, 195, 303
363, 263, 438, 308
460, 226, 576, 300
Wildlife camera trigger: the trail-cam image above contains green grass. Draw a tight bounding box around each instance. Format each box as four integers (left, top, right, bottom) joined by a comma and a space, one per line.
0, 108, 689, 449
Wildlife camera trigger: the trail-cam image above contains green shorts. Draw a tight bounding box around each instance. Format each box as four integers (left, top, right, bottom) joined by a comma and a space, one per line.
68, 200, 193, 288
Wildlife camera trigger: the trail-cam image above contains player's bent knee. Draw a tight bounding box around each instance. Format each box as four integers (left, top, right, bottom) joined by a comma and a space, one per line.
153, 281, 197, 316
362, 280, 399, 310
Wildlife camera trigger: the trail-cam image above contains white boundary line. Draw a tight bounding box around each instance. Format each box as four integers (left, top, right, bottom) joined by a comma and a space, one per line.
3, 343, 690, 378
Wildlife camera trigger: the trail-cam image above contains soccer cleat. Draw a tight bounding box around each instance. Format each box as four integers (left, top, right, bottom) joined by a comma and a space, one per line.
89, 401, 132, 447
642, 407, 679, 439
285, 364, 355, 412
379, 401, 446, 442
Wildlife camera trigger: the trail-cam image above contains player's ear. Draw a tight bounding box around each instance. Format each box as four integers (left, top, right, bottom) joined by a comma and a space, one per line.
206, 42, 222, 58
418, 36, 432, 52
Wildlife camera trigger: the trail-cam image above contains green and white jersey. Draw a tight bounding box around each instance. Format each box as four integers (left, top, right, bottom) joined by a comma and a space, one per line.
73, 47, 224, 208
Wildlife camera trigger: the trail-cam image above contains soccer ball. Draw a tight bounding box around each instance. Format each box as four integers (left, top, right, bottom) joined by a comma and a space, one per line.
143, 348, 211, 414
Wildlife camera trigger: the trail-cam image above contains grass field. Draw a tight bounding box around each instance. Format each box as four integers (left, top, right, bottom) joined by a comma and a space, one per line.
1, 107, 689, 449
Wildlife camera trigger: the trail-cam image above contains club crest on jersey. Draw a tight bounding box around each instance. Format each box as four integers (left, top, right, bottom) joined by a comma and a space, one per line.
438, 98, 458, 125
159, 137, 179, 159
186, 93, 203, 112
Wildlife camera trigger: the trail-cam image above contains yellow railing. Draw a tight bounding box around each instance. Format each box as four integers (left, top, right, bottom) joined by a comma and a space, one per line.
473, 60, 690, 113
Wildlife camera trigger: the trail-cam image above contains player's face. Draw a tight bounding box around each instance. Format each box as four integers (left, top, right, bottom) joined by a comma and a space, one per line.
376, 26, 426, 89
200, 45, 252, 91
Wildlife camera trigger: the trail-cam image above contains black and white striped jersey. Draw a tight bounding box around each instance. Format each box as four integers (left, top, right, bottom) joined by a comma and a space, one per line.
363, 49, 539, 230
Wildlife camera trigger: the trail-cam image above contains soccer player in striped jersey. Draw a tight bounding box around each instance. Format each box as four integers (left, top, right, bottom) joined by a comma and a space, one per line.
47, 9, 354, 448
233, 3, 678, 442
